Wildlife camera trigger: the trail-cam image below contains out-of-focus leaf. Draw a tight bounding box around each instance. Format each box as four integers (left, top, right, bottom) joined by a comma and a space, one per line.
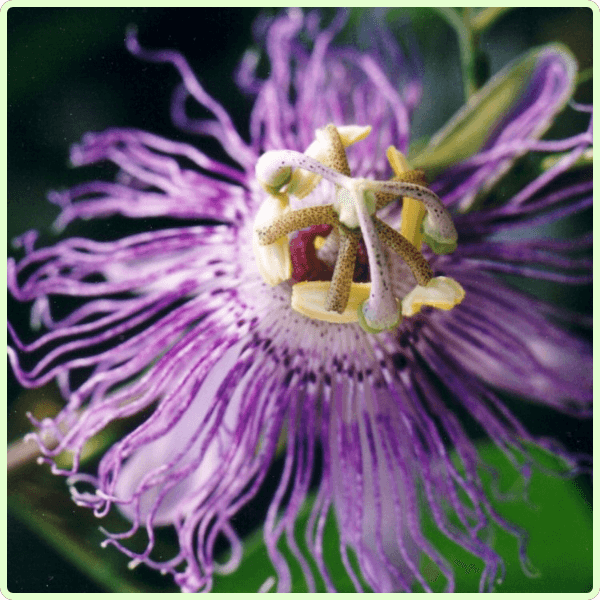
211, 492, 367, 592
7, 385, 179, 593
217, 442, 591, 592
8, 440, 591, 592
417, 443, 592, 592
577, 67, 592, 85
411, 44, 577, 180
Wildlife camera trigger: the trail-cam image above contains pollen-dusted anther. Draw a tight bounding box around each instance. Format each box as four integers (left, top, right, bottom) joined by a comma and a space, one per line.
372, 217, 433, 286
319, 123, 352, 176
255, 205, 339, 246
324, 227, 360, 313
287, 123, 370, 198
367, 178, 458, 254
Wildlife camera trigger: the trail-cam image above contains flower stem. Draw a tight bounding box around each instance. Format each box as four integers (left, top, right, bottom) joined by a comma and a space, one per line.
434, 7, 489, 99
8, 436, 42, 472
468, 7, 512, 33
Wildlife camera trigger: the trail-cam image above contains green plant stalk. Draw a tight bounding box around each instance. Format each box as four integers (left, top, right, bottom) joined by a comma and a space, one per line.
469, 7, 512, 33
434, 7, 478, 100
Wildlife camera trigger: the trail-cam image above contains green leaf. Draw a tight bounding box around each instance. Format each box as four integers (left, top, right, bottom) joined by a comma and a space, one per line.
8, 440, 591, 592
213, 443, 591, 592
410, 44, 577, 184
417, 443, 592, 592
211, 494, 368, 592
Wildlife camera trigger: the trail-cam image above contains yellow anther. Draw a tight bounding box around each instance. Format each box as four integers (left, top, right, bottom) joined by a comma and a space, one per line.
291, 281, 371, 323
401, 276, 465, 317
386, 144, 411, 174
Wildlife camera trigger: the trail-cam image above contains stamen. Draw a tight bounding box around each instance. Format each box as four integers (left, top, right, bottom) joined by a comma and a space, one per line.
372, 217, 433, 286
366, 178, 458, 254
253, 125, 463, 329
256, 205, 339, 246
288, 124, 370, 198
325, 228, 360, 313
319, 124, 352, 176
258, 149, 457, 257
402, 276, 465, 317
292, 281, 371, 323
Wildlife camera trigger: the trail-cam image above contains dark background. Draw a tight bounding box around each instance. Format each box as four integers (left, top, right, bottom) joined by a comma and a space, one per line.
7, 7, 592, 593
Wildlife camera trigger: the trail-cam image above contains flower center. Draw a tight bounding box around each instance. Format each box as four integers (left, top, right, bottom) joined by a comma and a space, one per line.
252, 123, 465, 333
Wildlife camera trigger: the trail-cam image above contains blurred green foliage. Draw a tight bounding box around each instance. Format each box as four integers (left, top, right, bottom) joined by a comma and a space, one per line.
8, 433, 591, 592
